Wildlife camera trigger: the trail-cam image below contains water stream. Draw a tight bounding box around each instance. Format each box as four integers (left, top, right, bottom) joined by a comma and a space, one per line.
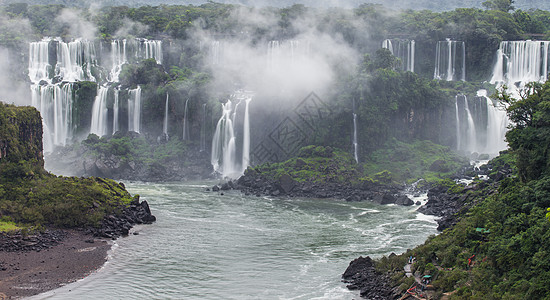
34, 181, 438, 300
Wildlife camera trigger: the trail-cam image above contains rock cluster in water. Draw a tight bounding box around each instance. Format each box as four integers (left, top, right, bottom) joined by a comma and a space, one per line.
218, 170, 415, 206
86, 196, 156, 239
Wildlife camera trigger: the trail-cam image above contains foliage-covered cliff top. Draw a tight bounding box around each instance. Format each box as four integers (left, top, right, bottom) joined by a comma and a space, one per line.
0, 103, 138, 232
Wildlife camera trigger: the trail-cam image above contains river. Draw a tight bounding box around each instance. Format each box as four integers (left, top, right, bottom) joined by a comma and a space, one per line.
33, 181, 438, 299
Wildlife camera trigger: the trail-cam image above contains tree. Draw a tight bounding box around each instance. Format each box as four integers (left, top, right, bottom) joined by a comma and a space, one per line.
499, 81, 550, 182
482, 0, 515, 12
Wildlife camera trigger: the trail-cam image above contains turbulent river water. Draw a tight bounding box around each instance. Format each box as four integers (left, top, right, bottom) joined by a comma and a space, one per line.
34, 181, 438, 299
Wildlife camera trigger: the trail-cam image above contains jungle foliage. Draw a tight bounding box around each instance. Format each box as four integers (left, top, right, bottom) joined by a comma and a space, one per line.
374, 78, 550, 299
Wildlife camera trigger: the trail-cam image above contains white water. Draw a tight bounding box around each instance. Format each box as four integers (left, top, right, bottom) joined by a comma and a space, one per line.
455, 91, 509, 157
141, 39, 163, 64
382, 39, 415, 72
90, 86, 109, 137
490, 40, 550, 96
32, 181, 439, 300
30, 83, 73, 152
110, 39, 127, 82
112, 89, 120, 134
211, 91, 253, 178
434, 39, 465, 81
163, 93, 169, 139
200, 103, 207, 152
56, 38, 97, 82
128, 86, 142, 133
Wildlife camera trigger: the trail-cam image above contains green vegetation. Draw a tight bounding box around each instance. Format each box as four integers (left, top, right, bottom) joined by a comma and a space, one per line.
372, 79, 550, 299
82, 132, 188, 166
0, 103, 137, 232
364, 139, 470, 184
252, 146, 361, 184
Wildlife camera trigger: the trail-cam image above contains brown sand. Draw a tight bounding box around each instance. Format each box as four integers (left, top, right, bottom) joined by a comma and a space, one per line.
0, 230, 110, 299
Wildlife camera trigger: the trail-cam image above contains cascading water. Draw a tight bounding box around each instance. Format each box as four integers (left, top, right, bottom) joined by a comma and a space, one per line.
455, 91, 509, 157
90, 86, 109, 137
267, 40, 309, 70
478, 89, 508, 154
30, 83, 73, 152
29, 38, 98, 152
182, 98, 190, 140
140, 39, 163, 64
110, 39, 127, 82
56, 38, 97, 82
113, 89, 120, 134
434, 39, 466, 81
211, 91, 253, 178
163, 93, 169, 139
490, 40, 550, 95
128, 86, 142, 133
382, 39, 415, 72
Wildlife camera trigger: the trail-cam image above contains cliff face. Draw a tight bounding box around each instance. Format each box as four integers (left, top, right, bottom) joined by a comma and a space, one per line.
0, 103, 43, 166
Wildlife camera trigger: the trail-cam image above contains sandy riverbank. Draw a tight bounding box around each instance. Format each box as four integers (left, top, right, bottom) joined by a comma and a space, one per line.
0, 230, 110, 299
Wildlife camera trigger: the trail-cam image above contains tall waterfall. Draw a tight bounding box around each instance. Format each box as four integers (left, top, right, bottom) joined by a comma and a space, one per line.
182, 98, 190, 140
434, 39, 466, 81
30, 84, 73, 152
113, 89, 120, 134
56, 38, 97, 82
382, 39, 415, 72
128, 86, 142, 133
211, 91, 253, 178
29, 38, 97, 152
490, 40, 550, 94
140, 39, 163, 64
110, 39, 127, 82
90, 86, 109, 137
455, 91, 508, 157
163, 93, 169, 139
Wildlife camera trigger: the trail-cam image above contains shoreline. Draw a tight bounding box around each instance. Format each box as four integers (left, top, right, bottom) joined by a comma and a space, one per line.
0, 230, 111, 299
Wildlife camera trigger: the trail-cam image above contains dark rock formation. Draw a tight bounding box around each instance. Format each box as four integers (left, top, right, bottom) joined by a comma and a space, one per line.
0, 230, 67, 252
342, 256, 397, 300
232, 170, 413, 206
86, 196, 156, 239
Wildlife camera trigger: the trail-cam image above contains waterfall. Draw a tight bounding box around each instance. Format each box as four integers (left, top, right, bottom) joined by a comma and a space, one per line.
211, 91, 253, 178
211, 41, 221, 65
29, 38, 51, 84
455, 97, 461, 151
463, 96, 477, 153
128, 86, 142, 133
182, 98, 190, 140
382, 39, 415, 72
163, 93, 169, 139
490, 40, 550, 94
455, 91, 509, 157
90, 86, 109, 137
56, 38, 97, 82
110, 39, 127, 82
141, 39, 163, 64
478, 89, 509, 155
267, 40, 280, 69
113, 89, 119, 134
434, 39, 465, 81
31, 83, 73, 152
